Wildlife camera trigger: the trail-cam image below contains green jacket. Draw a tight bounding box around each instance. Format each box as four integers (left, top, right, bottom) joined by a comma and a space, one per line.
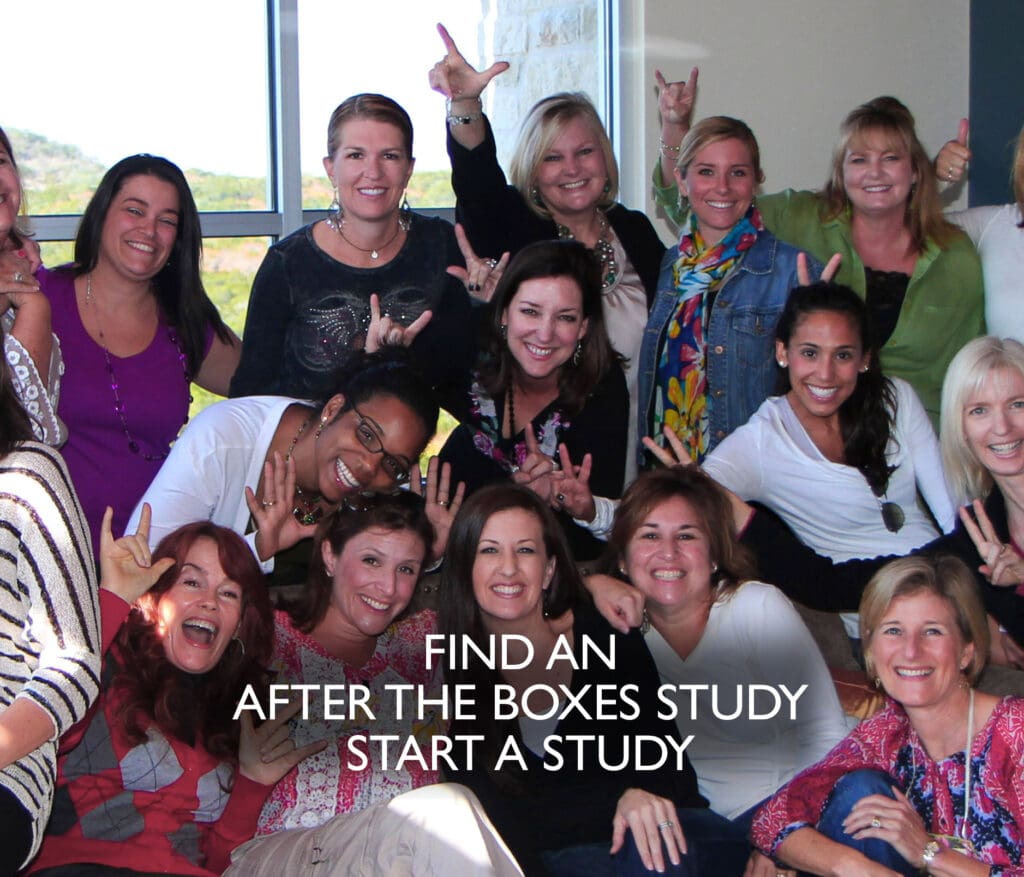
654, 173, 985, 426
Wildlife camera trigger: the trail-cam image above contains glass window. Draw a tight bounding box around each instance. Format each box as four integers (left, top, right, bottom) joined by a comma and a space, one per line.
6, 0, 270, 215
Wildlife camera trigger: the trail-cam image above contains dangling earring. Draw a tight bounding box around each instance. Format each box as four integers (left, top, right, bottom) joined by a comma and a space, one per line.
872, 676, 881, 689
329, 186, 343, 225
572, 340, 583, 366
530, 185, 544, 208
640, 609, 651, 635
399, 193, 413, 230
500, 324, 508, 341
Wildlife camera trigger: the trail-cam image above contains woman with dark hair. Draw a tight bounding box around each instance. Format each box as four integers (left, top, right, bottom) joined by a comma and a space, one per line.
656, 87, 983, 426
0, 126, 64, 445
128, 348, 441, 571
39, 154, 240, 553
0, 318, 99, 876
430, 25, 666, 479
229, 92, 475, 401
438, 239, 628, 559
752, 555, 1024, 876
27, 518, 317, 877
704, 281, 955, 647
224, 494, 523, 876
607, 466, 847, 875
439, 483, 745, 877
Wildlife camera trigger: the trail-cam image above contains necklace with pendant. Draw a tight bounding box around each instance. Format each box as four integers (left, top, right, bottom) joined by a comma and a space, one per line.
85, 274, 191, 460
325, 213, 411, 261
283, 413, 323, 525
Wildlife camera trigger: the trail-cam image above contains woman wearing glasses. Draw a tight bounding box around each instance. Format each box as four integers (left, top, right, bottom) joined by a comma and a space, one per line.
127, 348, 440, 572
703, 282, 955, 653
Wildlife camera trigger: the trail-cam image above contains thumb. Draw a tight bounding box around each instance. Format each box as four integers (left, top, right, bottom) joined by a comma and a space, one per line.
482, 61, 510, 84
150, 557, 177, 580
957, 117, 969, 147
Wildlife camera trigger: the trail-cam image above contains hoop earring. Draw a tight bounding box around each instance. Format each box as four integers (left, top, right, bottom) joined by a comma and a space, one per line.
232, 636, 245, 657
330, 187, 343, 222
572, 341, 583, 366
500, 324, 508, 341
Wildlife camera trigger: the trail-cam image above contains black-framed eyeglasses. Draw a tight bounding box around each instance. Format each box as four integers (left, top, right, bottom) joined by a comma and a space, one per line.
351, 404, 412, 484
880, 501, 905, 534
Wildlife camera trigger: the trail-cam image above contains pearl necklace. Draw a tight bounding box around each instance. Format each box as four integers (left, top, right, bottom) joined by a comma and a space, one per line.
85, 274, 191, 460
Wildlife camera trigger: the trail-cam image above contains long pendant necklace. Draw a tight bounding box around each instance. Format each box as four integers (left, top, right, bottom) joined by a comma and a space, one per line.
325, 213, 411, 261
506, 381, 517, 438
283, 413, 323, 525
556, 210, 618, 290
85, 274, 191, 460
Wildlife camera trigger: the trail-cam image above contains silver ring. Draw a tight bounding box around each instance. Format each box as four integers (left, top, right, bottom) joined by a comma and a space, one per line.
871, 816, 882, 829
13, 271, 25, 283
947, 169, 954, 181
550, 458, 561, 472
262, 500, 277, 508
556, 493, 565, 504
509, 464, 519, 473
485, 258, 498, 269
436, 499, 448, 508
657, 820, 673, 830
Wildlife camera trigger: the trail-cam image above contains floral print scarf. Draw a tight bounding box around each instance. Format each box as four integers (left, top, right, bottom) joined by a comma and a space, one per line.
652, 206, 763, 462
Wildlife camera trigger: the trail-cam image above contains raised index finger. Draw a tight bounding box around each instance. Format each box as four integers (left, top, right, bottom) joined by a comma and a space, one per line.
436, 22, 460, 56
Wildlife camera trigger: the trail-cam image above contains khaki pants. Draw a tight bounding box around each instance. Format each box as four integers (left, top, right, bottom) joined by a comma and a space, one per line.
225, 784, 523, 877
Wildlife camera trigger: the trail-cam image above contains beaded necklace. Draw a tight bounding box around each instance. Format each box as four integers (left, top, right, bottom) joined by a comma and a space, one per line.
85, 274, 191, 461
556, 210, 618, 291
283, 412, 324, 525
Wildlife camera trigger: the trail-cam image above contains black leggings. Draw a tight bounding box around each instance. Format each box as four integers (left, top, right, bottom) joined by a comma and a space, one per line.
0, 786, 32, 877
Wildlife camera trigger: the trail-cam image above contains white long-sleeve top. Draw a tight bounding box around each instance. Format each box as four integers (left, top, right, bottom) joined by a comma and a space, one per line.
647, 581, 849, 820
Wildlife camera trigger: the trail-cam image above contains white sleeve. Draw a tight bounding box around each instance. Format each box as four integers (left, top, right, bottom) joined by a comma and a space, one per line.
893, 379, 957, 533
745, 585, 849, 761
703, 421, 766, 500
946, 207, 990, 249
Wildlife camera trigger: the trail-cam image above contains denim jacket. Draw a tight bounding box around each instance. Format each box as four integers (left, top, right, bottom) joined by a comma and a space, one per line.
637, 230, 815, 461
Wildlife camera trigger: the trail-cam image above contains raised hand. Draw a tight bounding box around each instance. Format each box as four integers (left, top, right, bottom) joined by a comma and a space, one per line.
410, 456, 466, 562
958, 499, 1024, 587
655, 68, 699, 129
246, 452, 319, 561
796, 251, 842, 286
641, 427, 692, 468
935, 118, 970, 184
99, 504, 177, 604
511, 426, 560, 503
364, 293, 432, 353
550, 442, 595, 520
611, 788, 687, 873
446, 223, 509, 302
237, 697, 328, 787
0, 247, 42, 310
428, 22, 509, 101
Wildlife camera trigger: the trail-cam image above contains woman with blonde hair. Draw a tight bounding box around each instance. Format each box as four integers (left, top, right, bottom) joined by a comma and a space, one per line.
752, 554, 1024, 876
430, 24, 665, 478
639, 115, 810, 462
656, 87, 984, 425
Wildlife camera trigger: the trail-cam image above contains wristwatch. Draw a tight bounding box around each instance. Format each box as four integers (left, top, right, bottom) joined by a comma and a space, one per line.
921, 839, 941, 868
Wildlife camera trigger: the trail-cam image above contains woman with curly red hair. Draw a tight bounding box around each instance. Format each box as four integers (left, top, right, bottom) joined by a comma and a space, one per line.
27, 518, 317, 877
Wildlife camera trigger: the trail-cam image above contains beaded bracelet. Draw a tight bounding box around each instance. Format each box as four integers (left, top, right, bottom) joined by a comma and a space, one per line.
447, 97, 483, 127
659, 137, 681, 155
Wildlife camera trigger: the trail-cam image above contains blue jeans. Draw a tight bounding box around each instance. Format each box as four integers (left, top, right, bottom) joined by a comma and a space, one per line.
541, 806, 748, 877
813, 769, 917, 877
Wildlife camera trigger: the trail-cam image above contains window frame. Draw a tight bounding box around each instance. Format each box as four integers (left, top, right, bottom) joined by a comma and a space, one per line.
27, 0, 617, 245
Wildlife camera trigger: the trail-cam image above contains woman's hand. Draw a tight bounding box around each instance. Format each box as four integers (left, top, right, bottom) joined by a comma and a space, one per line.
584, 573, 644, 634
656, 68, 699, 130
410, 456, 466, 563
0, 247, 42, 311
935, 118, 970, 184
511, 427, 560, 503
446, 223, 509, 302
238, 696, 328, 786
99, 504, 177, 604
744, 851, 795, 877
364, 293, 432, 353
844, 788, 930, 869
246, 452, 319, 561
987, 614, 1024, 669
611, 788, 686, 873
958, 499, 1024, 587
550, 443, 595, 521
642, 429, 754, 533
796, 251, 842, 286
429, 22, 509, 101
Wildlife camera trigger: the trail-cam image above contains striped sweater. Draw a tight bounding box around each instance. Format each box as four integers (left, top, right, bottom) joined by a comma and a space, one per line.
0, 441, 100, 867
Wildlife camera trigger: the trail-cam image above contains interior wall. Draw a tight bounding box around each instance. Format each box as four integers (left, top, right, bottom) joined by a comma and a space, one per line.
617, 0, 970, 242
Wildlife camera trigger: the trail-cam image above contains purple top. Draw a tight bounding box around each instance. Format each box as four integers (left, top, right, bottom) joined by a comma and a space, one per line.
40, 268, 213, 556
